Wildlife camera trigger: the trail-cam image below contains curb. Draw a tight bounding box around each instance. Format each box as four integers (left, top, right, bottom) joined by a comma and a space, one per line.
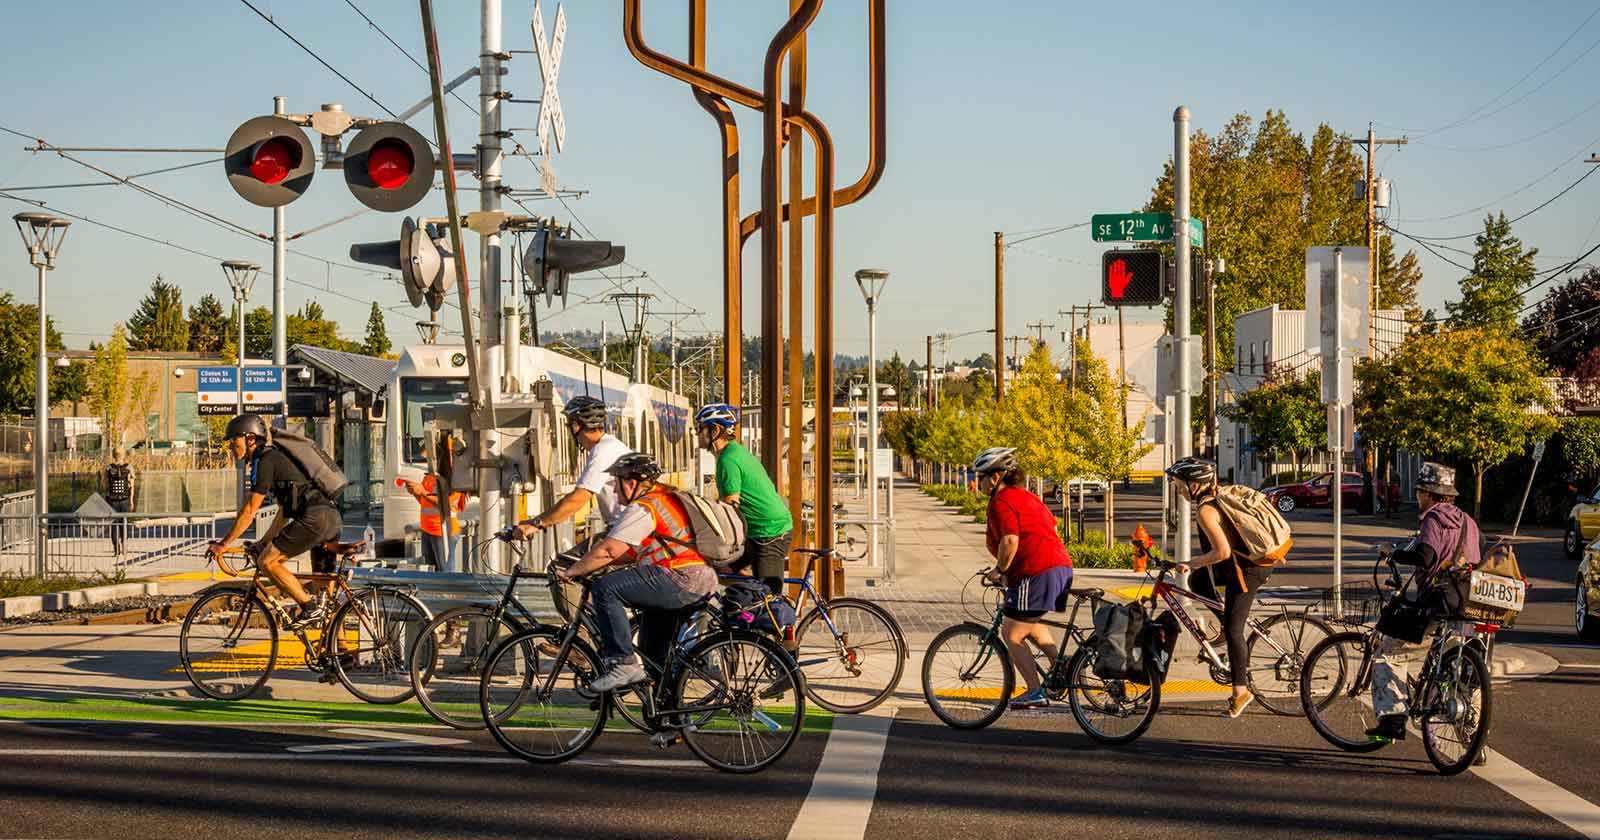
0, 579, 194, 620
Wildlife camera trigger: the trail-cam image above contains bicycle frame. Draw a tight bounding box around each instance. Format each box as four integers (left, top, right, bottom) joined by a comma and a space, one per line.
1146, 565, 1302, 675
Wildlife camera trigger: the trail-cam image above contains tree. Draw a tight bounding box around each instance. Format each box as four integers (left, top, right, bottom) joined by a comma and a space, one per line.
875, 352, 916, 405
1446, 212, 1537, 332
126, 276, 189, 351
0, 292, 73, 414
86, 325, 156, 450
223, 305, 273, 360
1366, 329, 1554, 513
1559, 417, 1600, 485
287, 299, 360, 353
1375, 234, 1423, 322
1145, 112, 1367, 371
187, 293, 230, 353
1073, 338, 1155, 545
968, 352, 995, 370
1223, 367, 1324, 479
1521, 267, 1600, 375
362, 302, 392, 357
998, 343, 1086, 494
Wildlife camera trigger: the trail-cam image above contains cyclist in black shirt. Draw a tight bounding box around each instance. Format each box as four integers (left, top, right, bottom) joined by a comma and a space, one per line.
208, 415, 342, 630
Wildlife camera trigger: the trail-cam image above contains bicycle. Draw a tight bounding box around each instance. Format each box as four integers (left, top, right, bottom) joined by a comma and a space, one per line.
801, 500, 870, 562
477, 572, 806, 773
921, 569, 1104, 729
1299, 556, 1495, 775
1067, 551, 1334, 745
180, 542, 431, 703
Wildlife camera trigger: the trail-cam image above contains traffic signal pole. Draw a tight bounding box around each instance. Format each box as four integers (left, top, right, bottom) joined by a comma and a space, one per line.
1173, 106, 1193, 569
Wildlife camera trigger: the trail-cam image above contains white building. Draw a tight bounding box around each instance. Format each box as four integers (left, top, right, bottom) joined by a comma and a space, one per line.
1075, 320, 1167, 476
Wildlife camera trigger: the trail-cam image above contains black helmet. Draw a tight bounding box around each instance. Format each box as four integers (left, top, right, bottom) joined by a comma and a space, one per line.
224, 414, 267, 441
1164, 456, 1216, 484
562, 395, 608, 431
605, 452, 662, 482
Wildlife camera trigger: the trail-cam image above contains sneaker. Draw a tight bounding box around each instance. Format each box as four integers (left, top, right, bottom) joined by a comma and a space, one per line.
1009, 688, 1050, 710
1224, 690, 1255, 719
589, 657, 648, 693
284, 600, 326, 631
1366, 714, 1408, 743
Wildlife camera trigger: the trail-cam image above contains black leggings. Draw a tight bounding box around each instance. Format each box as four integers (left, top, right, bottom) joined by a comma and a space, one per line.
1218, 562, 1271, 686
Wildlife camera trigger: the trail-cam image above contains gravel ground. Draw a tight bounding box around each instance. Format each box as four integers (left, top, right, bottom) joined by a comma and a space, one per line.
0, 594, 192, 626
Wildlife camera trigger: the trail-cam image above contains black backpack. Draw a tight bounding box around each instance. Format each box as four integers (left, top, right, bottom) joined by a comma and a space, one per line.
721, 578, 797, 636
105, 464, 132, 502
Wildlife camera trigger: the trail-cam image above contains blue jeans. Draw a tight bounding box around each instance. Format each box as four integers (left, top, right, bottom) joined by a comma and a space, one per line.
422, 533, 461, 572
591, 565, 704, 664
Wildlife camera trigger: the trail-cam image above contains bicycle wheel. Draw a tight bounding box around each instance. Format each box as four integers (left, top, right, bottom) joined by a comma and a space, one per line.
1299, 631, 1387, 753
1246, 612, 1333, 716
1065, 643, 1160, 746
409, 606, 528, 729
921, 622, 1012, 729
795, 598, 906, 714
1421, 643, 1492, 775
834, 523, 870, 561
180, 585, 278, 700
678, 633, 805, 773
480, 629, 607, 764
329, 588, 430, 704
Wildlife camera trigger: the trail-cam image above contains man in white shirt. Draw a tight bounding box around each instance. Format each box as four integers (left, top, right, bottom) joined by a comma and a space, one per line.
513, 395, 632, 542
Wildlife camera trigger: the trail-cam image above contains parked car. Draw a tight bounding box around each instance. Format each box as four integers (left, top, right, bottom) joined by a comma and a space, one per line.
1578, 541, 1600, 642
1046, 477, 1108, 501
1564, 485, 1600, 559
1261, 471, 1401, 514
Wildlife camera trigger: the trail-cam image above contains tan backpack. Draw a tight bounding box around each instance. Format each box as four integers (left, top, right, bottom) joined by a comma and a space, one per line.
1210, 484, 1293, 566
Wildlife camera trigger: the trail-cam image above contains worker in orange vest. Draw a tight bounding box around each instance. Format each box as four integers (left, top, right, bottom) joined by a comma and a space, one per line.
400, 474, 471, 572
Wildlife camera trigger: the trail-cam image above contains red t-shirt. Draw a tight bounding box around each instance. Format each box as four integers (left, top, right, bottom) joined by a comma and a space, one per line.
985, 486, 1072, 585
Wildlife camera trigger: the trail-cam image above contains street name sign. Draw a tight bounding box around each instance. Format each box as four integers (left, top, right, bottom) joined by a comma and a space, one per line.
1092, 212, 1204, 247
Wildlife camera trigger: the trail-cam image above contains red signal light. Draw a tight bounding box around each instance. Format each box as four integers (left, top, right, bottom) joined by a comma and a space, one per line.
249, 138, 298, 184
367, 139, 415, 191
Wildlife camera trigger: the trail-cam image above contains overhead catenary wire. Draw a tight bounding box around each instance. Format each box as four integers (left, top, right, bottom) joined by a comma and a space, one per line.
237, 0, 398, 119
0, 157, 222, 191
341, 0, 477, 116
1399, 165, 1600, 241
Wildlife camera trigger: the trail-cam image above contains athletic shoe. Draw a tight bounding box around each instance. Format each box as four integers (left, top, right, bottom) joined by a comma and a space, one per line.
590, 657, 648, 693
1009, 688, 1050, 710
284, 600, 326, 631
1366, 714, 1408, 742
1224, 690, 1255, 719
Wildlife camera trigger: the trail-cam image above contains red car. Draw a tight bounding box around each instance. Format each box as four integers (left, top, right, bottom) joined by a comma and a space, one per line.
1261, 472, 1402, 514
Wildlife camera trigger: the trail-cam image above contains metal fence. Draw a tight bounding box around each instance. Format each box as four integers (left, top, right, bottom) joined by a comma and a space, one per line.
0, 505, 287, 578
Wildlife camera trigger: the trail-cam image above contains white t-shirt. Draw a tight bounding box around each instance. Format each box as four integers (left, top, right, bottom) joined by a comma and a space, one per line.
575, 433, 631, 525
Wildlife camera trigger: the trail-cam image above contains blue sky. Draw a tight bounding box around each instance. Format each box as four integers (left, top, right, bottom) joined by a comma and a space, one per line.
3, 1, 1600, 365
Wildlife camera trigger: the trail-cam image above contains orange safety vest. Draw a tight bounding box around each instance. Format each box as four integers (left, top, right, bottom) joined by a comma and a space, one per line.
419, 474, 469, 537
634, 490, 707, 571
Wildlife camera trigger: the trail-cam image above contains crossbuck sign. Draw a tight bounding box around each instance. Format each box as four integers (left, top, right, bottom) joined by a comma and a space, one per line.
532, 0, 567, 198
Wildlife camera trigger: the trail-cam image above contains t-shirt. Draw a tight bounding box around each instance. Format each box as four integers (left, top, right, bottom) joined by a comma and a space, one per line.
985, 485, 1071, 586
249, 447, 332, 515
715, 441, 793, 538
575, 433, 631, 525
608, 502, 718, 596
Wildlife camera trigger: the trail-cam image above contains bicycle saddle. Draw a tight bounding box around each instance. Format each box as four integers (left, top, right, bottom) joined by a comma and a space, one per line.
320, 540, 366, 556
1069, 587, 1105, 599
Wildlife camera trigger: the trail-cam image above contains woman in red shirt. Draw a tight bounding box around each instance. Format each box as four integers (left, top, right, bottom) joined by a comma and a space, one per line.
974, 447, 1074, 709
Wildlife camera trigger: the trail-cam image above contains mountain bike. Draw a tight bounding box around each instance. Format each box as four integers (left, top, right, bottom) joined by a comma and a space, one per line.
921, 570, 1104, 729
180, 542, 431, 703
1299, 557, 1495, 775
478, 573, 806, 773
1067, 553, 1333, 745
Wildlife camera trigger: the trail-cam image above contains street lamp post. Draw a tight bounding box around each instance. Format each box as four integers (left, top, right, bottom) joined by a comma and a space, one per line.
14, 212, 71, 578
222, 260, 260, 508
855, 268, 889, 570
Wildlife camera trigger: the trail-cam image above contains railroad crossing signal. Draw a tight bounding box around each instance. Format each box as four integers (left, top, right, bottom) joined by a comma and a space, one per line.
224, 116, 436, 212
349, 216, 454, 312
520, 224, 624, 308
1101, 249, 1164, 307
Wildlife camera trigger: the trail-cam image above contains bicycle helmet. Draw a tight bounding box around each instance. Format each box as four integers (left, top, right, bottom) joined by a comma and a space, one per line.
224, 414, 267, 440
694, 402, 740, 431
606, 452, 663, 482
972, 446, 1018, 475
561, 395, 608, 431
1164, 456, 1216, 484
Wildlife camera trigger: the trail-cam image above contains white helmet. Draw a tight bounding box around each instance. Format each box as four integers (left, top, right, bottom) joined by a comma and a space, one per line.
972, 446, 1018, 476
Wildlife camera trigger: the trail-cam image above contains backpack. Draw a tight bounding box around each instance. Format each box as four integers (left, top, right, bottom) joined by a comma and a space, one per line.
267, 428, 349, 502
1092, 601, 1147, 681
1210, 484, 1293, 566
721, 578, 796, 636
105, 464, 132, 502
658, 490, 747, 564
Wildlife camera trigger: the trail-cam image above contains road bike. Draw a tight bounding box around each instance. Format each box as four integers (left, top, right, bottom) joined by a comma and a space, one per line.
180, 542, 431, 703
478, 573, 806, 773
921, 570, 1104, 729
1299, 557, 1495, 775
1067, 552, 1333, 746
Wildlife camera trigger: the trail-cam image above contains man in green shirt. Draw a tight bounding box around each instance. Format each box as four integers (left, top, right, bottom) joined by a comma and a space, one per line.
695, 403, 793, 594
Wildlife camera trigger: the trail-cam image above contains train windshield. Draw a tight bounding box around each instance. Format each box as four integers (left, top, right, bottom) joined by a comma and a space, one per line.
400, 377, 469, 464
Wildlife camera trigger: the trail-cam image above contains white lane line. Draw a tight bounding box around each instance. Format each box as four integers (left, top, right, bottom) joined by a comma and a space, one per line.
1560, 663, 1600, 669
787, 707, 896, 840
0, 748, 699, 768
285, 727, 470, 753
1473, 748, 1600, 839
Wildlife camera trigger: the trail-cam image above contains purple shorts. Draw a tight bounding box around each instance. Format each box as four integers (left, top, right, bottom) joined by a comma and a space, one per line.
1003, 565, 1073, 619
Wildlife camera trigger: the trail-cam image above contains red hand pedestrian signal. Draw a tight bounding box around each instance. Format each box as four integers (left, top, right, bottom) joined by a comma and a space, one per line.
1108, 258, 1133, 299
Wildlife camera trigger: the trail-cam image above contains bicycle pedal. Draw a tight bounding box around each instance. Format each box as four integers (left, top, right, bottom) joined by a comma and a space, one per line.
649, 732, 680, 749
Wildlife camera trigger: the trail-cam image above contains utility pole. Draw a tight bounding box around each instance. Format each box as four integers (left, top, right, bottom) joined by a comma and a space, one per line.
925, 334, 934, 409
994, 231, 1005, 399
1006, 335, 1028, 378
1353, 124, 1405, 515
1026, 320, 1052, 346
1058, 303, 1103, 390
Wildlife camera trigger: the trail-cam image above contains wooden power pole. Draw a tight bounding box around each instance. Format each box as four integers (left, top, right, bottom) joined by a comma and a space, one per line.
994, 231, 1005, 400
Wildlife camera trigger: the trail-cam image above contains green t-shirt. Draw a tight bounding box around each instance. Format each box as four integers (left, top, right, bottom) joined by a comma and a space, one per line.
715, 441, 793, 538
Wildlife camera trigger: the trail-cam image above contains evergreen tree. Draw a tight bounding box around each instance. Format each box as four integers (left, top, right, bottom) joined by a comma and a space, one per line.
0, 292, 71, 413
1375, 234, 1423, 321
362, 302, 392, 357
1447, 212, 1537, 332
187, 293, 230, 353
126, 276, 190, 351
